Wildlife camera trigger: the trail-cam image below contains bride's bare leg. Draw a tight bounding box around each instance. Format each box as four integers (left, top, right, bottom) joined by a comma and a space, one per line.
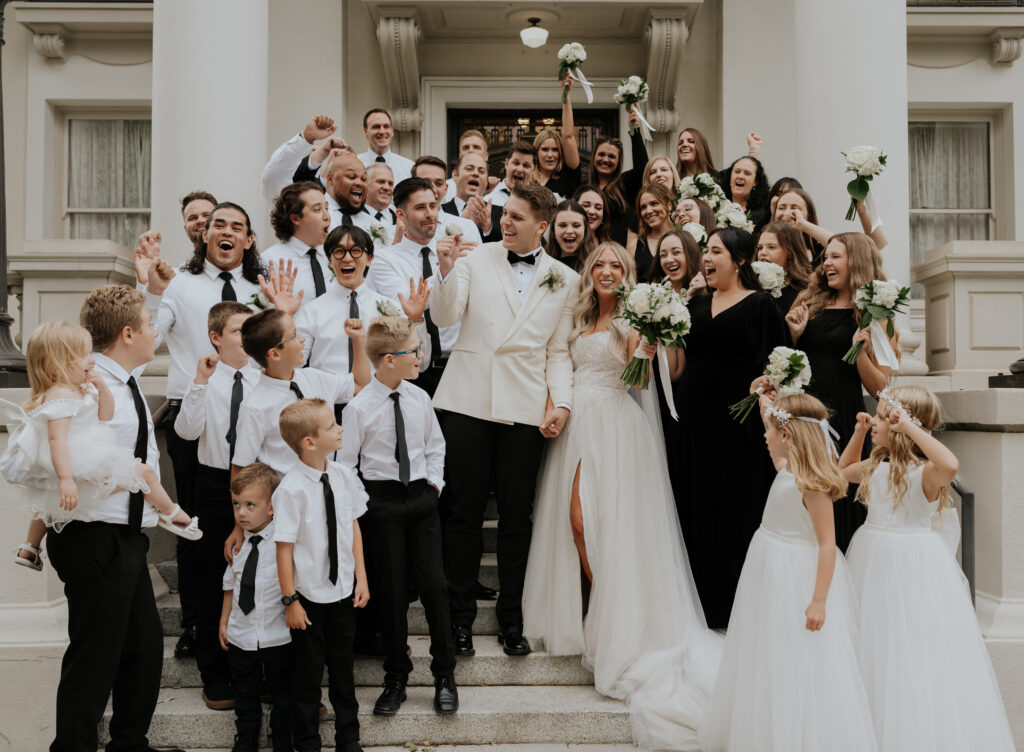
569, 462, 593, 583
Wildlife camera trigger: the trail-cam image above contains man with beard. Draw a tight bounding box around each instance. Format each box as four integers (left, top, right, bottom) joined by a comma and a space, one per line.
484, 141, 537, 208
324, 152, 373, 232
262, 182, 333, 303
412, 156, 481, 245
181, 191, 218, 249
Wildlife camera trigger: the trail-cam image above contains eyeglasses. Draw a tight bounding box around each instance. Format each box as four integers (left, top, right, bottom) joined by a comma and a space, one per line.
275, 332, 298, 349
387, 345, 422, 358
330, 247, 366, 260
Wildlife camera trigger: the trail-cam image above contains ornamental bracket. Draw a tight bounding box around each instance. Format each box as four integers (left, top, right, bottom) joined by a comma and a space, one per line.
374, 8, 423, 132
643, 11, 692, 135
991, 29, 1024, 66
32, 32, 67, 62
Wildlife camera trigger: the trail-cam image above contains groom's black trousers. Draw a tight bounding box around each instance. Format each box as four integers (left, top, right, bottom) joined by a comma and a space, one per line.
441, 412, 546, 630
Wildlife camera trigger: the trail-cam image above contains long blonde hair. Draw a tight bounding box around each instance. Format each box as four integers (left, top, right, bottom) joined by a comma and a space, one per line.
570, 242, 635, 360
642, 157, 681, 198
25, 321, 93, 410
766, 393, 848, 500
857, 385, 951, 512
533, 128, 564, 178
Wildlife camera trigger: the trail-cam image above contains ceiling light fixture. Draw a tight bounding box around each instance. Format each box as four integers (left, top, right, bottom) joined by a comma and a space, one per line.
520, 17, 548, 48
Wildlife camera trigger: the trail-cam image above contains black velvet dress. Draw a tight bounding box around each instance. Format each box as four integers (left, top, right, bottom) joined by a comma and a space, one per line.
773, 284, 800, 317
605, 130, 649, 246
675, 291, 788, 629
633, 239, 658, 283
799, 307, 868, 551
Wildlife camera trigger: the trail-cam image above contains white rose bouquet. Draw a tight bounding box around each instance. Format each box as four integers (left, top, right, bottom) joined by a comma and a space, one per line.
729, 346, 812, 423
842, 279, 909, 367
751, 260, 785, 298
613, 75, 654, 140
681, 221, 708, 250
557, 42, 593, 103
715, 199, 754, 233
616, 280, 692, 389
677, 172, 727, 211
842, 145, 887, 221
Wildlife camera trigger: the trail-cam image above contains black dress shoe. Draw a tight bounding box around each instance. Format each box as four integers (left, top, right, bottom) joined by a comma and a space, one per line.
473, 581, 498, 600
147, 748, 186, 752
433, 674, 459, 714
452, 624, 475, 657
497, 626, 531, 656
373, 676, 407, 715
173, 624, 197, 659
202, 685, 236, 710
230, 729, 259, 752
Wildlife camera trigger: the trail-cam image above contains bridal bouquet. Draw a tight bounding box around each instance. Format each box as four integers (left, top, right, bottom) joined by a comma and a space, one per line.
613, 75, 654, 140
842, 145, 887, 221
557, 42, 593, 103
751, 260, 785, 298
842, 279, 909, 367
715, 199, 755, 233
729, 346, 812, 423
677, 172, 726, 210
616, 281, 691, 389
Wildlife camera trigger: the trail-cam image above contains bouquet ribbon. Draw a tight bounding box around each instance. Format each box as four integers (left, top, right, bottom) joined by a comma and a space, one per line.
630, 104, 655, 142
657, 345, 678, 421
869, 319, 900, 371
569, 68, 594, 103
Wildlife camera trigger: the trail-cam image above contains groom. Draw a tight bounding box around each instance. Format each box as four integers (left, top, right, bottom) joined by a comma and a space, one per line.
432, 182, 579, 656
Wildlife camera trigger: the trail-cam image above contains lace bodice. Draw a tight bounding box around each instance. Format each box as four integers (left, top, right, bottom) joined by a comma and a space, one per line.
865, 461, 934, 531
571, 331, 629, 401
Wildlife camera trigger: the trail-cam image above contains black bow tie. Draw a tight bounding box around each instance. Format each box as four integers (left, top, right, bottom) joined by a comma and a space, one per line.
507, 251, 536, 266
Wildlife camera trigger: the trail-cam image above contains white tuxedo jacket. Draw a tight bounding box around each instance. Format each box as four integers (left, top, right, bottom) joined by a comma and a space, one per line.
431, 243, 579, 426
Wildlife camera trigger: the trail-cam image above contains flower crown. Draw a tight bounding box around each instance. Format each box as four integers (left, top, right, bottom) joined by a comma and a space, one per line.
877, 387, 922, 427
763, 403, 840, 459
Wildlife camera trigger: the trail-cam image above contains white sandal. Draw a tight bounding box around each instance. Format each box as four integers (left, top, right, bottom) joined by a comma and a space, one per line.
13, 543, 44, 571
158, 505, 203, 541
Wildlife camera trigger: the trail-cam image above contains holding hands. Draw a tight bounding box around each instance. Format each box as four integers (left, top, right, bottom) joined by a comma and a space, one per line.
539, 406, 570, 439
258, 259, 304, 315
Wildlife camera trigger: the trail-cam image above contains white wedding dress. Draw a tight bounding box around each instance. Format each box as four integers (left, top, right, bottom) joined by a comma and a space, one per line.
523, 331, 722, 751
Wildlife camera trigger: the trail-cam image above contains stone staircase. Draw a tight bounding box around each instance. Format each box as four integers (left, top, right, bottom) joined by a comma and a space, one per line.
102, 499, 634, 749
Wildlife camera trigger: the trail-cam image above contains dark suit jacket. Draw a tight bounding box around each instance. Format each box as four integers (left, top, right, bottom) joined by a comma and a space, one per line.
442, 198, 503, 243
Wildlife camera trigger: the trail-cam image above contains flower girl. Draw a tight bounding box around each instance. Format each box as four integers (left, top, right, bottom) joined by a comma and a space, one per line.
842, 385, 1014, 751
701, 391, 877, 752
5, 321, 201, 570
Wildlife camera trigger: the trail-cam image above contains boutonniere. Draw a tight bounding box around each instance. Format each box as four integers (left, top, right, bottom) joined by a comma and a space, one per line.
375, 299, 401, 317
539, 267, 566, 292
247, 291, 270, 310
369, 221, 392, 247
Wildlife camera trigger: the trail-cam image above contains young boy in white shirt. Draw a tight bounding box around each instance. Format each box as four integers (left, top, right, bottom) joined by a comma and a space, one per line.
340, 317, 457, 715
174, 300, 259, 710
275, 398, 369, 752
218, 463, 289, 752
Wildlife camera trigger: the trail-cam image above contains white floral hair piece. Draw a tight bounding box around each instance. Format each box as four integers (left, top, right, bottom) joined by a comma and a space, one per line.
877, 386, 922, 427
764, 405, 840, 458
763, 404, 792, 425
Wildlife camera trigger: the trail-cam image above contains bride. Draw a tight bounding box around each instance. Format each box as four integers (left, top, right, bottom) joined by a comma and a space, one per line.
523, 241, 722, 751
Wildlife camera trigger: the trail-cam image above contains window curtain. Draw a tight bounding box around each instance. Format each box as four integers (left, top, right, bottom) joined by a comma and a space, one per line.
68, 119, 151, 248
908, 121, 990, 268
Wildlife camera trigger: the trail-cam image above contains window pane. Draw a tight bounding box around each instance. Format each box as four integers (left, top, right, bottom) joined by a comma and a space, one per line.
909, 121, 989, 210
910, 212, 989, 267
68, 119, 152, 210
69, 212, 151, 250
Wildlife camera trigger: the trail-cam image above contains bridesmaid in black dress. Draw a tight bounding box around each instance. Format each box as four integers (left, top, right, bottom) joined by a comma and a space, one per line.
785, 232, 896, 552
627, 183, 675, 283
754, 221, 814, 316
547, 199, 596, 273
676, 227, 788, 629
584, 110, 648, 246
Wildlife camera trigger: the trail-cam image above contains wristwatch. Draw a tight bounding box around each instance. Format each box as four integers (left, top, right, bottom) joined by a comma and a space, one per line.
281, 593, 300, 606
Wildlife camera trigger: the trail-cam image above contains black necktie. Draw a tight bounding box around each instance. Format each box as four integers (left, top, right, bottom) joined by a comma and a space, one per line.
238, 534, 262, 615
390, 392, 410, 485
341, 211, 353, 227
225, 371, 244, 462
375, 155, 386, 163
307, 249, 326, 298
290, 381, 304, 400
508, 251, 536, 266
348, 290, 358, 372
218, 271, 237, 301
374, 211, 384, 222
126, 375, 148, 532
320, 473, 339, 585
420, 247, 441, 367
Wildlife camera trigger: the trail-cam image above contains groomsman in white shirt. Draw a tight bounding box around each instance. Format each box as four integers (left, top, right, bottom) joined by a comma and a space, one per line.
412, 156, 482, 246
484, 141, 537, 208
261, 182, 332, 304
325, 152, 374, 232
358, 109, 415, 184
260, 114, 341, 204
443, 152, 501, 243
366, 163, 397, 228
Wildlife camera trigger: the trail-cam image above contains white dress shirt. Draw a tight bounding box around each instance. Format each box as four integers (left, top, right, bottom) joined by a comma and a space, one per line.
148, 264, 259, 399
222, 521, 290, 650
366, 205, 397, 228
442, 177, 457, 204
273, 459, 368, 603
327, 193, 373, 233
357, 148, 414, 185
83, 354, 159, 527
365, 235, 461, 355
261, 236, 330, 306
174, 361, 261, 470
484, 180, 513, 207
261, 131, 314, 205
339, 377, 445, 492
509, 247, 543, 301
231, 369, 355, 473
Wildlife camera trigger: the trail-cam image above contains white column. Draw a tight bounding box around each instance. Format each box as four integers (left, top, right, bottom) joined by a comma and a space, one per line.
722, 0, 910, 286
150, 0, 269, 263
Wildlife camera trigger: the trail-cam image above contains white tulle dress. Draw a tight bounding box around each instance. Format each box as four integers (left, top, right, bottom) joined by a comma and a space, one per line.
0, 394, 149, 530
522, 331, 722, 751
845, 461, 1015, 752
700, 468, 878, 752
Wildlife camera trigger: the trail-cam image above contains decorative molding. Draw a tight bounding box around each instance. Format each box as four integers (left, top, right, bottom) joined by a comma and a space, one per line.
643, 12, 691, 134
908, 8, 1024, 68
991, 29, 1024, 65
374, 9, 422, 133
31, 32, 67, 63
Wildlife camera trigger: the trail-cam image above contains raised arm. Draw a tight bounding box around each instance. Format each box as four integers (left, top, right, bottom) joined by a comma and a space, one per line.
888, 406, 959, 501
839, 412, 873, 481
560, 80, 581, 171
430, 237, 473, 328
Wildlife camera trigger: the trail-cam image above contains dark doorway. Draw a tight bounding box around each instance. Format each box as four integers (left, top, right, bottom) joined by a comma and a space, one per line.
446, 108, 619, 182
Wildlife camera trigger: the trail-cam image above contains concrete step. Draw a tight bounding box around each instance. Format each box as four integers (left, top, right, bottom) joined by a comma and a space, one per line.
161, 637, 592, 688
159, 594, 500, 638
173, 745, 637, 751
101, 686, 631, 747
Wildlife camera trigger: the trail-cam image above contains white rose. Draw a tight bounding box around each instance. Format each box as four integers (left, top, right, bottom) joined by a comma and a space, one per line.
652, 303, 672, 322
677, 178, 698, 199
626, 288, 650, 316
682, 222, 707, 247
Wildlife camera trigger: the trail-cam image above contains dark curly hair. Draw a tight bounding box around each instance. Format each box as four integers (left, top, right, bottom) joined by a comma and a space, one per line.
182, 202, 265, 284
720, 156, 770, 215
270, 181, 325, 241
